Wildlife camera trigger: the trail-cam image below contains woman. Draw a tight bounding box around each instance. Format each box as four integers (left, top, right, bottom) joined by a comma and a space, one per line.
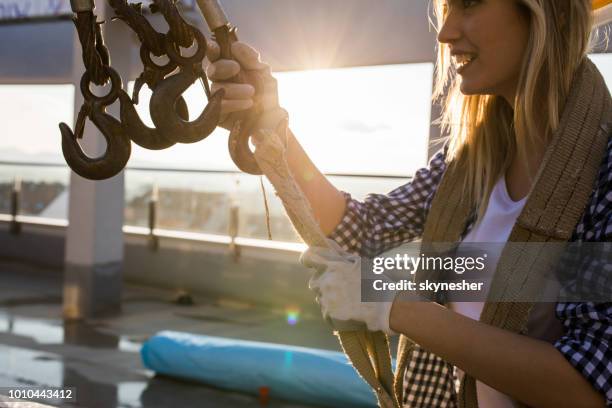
206, 0, 611, 406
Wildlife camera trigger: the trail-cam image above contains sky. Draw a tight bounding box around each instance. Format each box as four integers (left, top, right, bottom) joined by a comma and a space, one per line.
0, 63, 433, 177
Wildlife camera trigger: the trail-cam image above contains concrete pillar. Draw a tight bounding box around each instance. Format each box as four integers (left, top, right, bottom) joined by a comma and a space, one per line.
63, 2, 134, 319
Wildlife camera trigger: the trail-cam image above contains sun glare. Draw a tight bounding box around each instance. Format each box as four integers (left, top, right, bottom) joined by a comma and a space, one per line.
275, 64, 434, 176
123, 63, 435, 176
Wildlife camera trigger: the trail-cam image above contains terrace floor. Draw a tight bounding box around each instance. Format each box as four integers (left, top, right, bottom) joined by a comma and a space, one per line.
0, 260, 348, 408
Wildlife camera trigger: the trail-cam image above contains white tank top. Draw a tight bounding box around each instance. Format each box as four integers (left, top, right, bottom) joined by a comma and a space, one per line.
450, 174, 546, 407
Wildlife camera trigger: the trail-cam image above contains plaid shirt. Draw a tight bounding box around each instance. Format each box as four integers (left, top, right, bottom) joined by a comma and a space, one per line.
328, 135, 612, 406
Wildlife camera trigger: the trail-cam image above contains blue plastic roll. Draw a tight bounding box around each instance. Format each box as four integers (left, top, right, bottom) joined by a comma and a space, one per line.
141, 331, 378, 408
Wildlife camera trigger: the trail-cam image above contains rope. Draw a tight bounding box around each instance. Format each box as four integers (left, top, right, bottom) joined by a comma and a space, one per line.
259, 176, 273, 240
108, 0, 166, 56
151, 0, 195, 48
252, 126, 400, 408
73, 11, 110, 85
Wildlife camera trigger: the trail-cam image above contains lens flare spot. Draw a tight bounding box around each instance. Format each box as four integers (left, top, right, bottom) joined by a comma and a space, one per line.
286, 308, 300, 326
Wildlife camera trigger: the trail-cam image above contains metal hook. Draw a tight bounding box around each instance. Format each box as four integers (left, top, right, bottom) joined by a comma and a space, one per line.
133, 44, 180, 104
60, 68, 132, 180
150, 66, 224, 144
149, 27, 224, 144
120, 89, 191, 150
207, 22, 268, 175
228, 114, 264, 175
225, 66, 274, 175
123, 42, 198, 150
60, 106, 132, 180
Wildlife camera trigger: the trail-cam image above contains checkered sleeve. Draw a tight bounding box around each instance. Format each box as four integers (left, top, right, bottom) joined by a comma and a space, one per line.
554, 302, 612, 406
553, 138, 612, 406
327, 148, 448, 258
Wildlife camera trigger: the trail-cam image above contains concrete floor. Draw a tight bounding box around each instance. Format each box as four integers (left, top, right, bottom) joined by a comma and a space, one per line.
0, 260, 351, 408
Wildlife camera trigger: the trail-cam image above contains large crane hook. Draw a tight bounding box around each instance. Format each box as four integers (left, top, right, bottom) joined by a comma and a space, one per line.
149, 28, 225, 144
60, 68, 131, 180
119, 45, 189, 150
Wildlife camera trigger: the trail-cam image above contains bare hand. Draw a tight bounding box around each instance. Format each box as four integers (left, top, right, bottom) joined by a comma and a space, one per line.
205, 40, 288, 132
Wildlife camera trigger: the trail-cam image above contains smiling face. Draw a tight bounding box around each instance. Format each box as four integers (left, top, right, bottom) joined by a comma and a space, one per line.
437, 0, 531, 103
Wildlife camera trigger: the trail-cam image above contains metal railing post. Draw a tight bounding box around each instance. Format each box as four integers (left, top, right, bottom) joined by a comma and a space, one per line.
9, 177, 21, 235
148, 184, 159, 251
228, 201, 240, 261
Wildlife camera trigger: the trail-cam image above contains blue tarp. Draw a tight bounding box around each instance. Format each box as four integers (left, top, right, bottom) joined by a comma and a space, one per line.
141, 331, 378, 408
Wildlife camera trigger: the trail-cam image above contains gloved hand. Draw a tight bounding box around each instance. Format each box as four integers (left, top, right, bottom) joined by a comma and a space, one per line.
205, 40, 288, 133
300, 239, 398, 335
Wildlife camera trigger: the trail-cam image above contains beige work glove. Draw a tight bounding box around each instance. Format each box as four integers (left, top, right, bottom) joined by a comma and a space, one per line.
205, 40, 288, 133
301, 238, 398, 335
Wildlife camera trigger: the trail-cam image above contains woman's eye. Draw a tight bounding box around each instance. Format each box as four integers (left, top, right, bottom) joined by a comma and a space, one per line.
442, 0, 478, 14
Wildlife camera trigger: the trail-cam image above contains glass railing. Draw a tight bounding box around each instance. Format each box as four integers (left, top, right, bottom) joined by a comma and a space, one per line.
0, 162, 411, 243
125, 167, 411, 243
0, 162, 70, 220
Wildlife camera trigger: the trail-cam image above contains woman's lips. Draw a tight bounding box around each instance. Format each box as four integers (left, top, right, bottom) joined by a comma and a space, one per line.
456, 56, 477, 74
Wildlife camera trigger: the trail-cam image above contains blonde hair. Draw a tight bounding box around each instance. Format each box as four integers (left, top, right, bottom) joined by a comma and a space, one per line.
431, 0, 594, 222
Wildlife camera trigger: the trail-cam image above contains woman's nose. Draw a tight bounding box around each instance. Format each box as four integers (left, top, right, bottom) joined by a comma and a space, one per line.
437, 11, 462, 44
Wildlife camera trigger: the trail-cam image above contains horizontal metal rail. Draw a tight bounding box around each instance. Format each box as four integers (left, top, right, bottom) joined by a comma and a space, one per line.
0, 160, 413, 253
0, 214, 306, 253
0, 161, 413, 180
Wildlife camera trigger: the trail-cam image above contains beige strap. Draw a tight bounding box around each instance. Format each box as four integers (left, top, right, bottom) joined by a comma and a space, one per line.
400, 58, 611, 408
460, 57, 612, 408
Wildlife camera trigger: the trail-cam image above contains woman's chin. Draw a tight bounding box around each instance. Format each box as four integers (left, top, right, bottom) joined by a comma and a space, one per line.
459, 81, 489, 96
459, 81, 477, 95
